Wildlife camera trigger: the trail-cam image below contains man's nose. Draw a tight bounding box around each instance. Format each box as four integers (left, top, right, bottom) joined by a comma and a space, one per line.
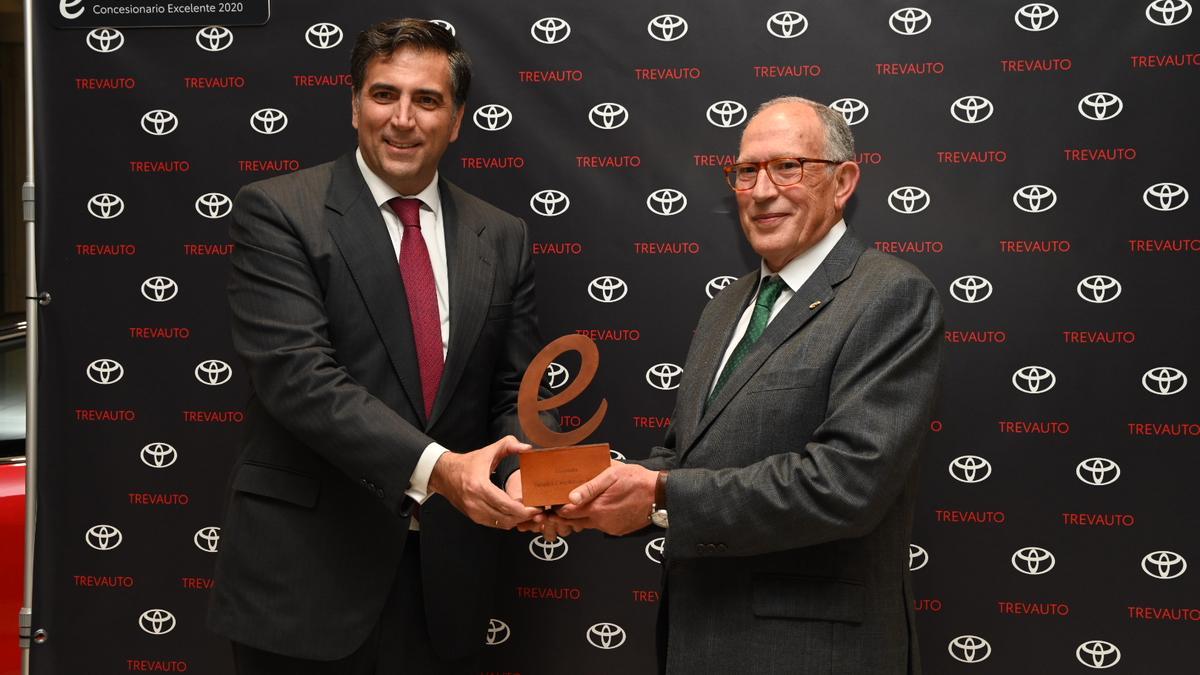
391, 100, 416, 128
750, 167, 778, 200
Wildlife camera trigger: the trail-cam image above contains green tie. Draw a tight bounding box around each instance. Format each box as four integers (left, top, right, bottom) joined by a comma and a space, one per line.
708, 275, 787, 403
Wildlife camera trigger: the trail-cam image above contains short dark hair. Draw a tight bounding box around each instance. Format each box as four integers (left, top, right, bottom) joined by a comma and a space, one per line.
350, 18, 471, 108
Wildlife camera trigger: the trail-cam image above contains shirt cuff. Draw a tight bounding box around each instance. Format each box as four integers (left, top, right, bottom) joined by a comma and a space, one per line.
405, 442, 450, 504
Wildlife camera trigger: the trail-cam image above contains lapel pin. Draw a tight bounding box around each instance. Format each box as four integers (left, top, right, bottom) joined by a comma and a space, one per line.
809, 301, 822, 310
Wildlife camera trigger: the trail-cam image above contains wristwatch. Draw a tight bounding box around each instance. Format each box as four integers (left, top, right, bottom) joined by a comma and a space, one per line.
649, 470, 669, 528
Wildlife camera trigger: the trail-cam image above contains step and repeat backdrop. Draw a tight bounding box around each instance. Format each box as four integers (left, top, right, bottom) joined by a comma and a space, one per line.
32, 0, 1197, 673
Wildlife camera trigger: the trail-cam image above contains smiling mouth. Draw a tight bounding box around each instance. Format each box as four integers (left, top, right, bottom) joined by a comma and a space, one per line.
752, 212, 789, 225
385, 139, 419, 150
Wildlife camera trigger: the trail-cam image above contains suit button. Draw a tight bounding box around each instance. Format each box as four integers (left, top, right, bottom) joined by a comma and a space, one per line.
376, 488, 385, 499
696, 544, 705, 554
717, 544, 727, 553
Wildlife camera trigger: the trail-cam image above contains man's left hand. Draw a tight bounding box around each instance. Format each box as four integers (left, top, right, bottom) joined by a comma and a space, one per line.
555, 462, 659, 536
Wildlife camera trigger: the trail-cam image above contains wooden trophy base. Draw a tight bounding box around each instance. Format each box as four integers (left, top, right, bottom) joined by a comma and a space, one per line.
518, 443, 611, 508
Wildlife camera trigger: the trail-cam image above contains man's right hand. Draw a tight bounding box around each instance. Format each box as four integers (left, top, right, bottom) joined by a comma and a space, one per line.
428, 435, 542, 529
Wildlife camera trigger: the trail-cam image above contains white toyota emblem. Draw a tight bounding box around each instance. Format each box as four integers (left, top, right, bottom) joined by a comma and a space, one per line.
1141, 551, 1187, 579
1076, 275, 1121, 304
706, 276, 737, 299
85, 524, 122, 551
829, 98, 869, 126
1013, 184, 1057, 213
767, 11, 809, 38
473, 104, 513, 131
706, 100, 747, 128
887, 186, 930, 214
528, 535, 569, 561
195, 26, 233, 52
141, 276, 178, 303
88, 193, 125, 219
949, 276, 992, 304
588, 276, 628, 303
87, 28, 124, 53
1076, 640, 1122, 669
60, 0, 84, 19
194, 527, 221, 553
586, 623, 626, 650
529, 189, 570, 217
1011, 546, 1055, 575
646, 188, 687, 216
1012, 365, 1056, 394
1015, 3, 1059, 31
610, 449, 627, 461
648, 14, 688, 41
909, 544, 929, 571
195, 359, 233, 386
1142, 367, 1187, 395
139, 609, 177, 635
947, 635, 991, 663
1143, 182, 1189, 211
589, 102, 629, 129
1078, 92, 1123, 121
1076, 457, 1120, 486
485, 619, 510, 645
950, 96, 993, 124
141, 109, 178, 136
890, 7, 932, 35
645, 537, 666, 564
430, 20, 456, 36
949, 455, 991, 484
544, 362, 570, 389
251, 108, 288, 135
141, 442, 178, 469
305, 23, 343, 49
87, 359, 124, 385
195, 192, 233, 219
1146, 0, 1192, 26
646, 363, 683, 391
531, 17, 571, 44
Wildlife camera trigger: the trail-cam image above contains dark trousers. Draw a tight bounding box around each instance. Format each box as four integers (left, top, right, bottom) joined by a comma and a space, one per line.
231, 533, 480, 675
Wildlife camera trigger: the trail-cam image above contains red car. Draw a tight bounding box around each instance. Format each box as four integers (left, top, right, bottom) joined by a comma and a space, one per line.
0, 317, 27, 675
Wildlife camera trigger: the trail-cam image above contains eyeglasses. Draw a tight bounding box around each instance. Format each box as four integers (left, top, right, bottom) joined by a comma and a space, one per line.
723, 157, 841, 191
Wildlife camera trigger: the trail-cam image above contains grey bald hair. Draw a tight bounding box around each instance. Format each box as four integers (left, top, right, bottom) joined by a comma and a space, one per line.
751, 96, 856, 163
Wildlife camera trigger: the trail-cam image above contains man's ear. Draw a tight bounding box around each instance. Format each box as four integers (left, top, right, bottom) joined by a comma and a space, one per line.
351, 90, 361, 130
449, 103, 466, 143
832, 161, 861, 210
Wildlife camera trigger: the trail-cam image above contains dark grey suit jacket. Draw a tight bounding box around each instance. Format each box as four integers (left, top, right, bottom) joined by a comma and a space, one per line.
207, 152, 544, 660
641, 233, 942, 674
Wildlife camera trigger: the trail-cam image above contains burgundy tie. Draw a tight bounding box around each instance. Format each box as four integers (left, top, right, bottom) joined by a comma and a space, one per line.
388, 197, 444, 421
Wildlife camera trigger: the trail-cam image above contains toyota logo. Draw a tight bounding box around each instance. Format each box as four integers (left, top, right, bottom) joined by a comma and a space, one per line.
1078, 92, 1123, 121
1012, 365, 1056, 394
195, 359, 233, 386
195, 192, 233, 219
430, 20, 456, 36
588, 276, 628, 303
1076, 640, 1122, 669
531, 17, 571, 44
890, 7, 933, 35
141, 109, 178, 136
60, 0, 84, 19
706, 276, 737, 299
85, 524, 123, 551
195, 26, 233, 52
473, 104, 513, 131
909, 544, 929, 571
610, 449, 627, 461
950, 96, 993, 124
706, 100, 747, 128
1143, 182, 1189, 211
645, 537, 666, 564
1076, 457, 1120, 486
589, 102, 629, 129
646, 188, 688, 216
1015, 3, 1059, 31
305, 23, 343, 49
1142, 366, 1187, 395
767, 11, 809, 38
141, 442, 178, 469
544, 362, 570, 389
648, 14, 688, 41
139, 609, 176, 635
88, 193, 125, 219
251, 108, 288, 135
485, 619, 510, 645
194, 526, 221, 553
1146, 0, 1193, 26
1141, 550, 1187, 579
529, 189, 570, 217
529, 535, 569, 561
1013, 184, 1057, 213
87, 28, 124, 53
949, 276, 993, 304
949, 455, 992, 484
1077, 275, 1121, 304
829, 98, 869, 126
887, 186, 930, 214
947, 635, 991, 663
586, 623, 626, 650
87, 359, 124, 385
646, 363, 683, 391
1012, 546, 1055, 575
141, 276, 178, 303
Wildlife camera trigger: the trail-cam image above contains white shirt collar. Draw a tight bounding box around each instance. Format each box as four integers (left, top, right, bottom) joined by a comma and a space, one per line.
762, 219, 847, 292
355, 148, 441, 216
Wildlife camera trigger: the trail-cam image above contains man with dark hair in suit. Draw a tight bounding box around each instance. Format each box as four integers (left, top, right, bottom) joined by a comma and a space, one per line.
545, 97, 943, 673
208, 18, 547, 674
